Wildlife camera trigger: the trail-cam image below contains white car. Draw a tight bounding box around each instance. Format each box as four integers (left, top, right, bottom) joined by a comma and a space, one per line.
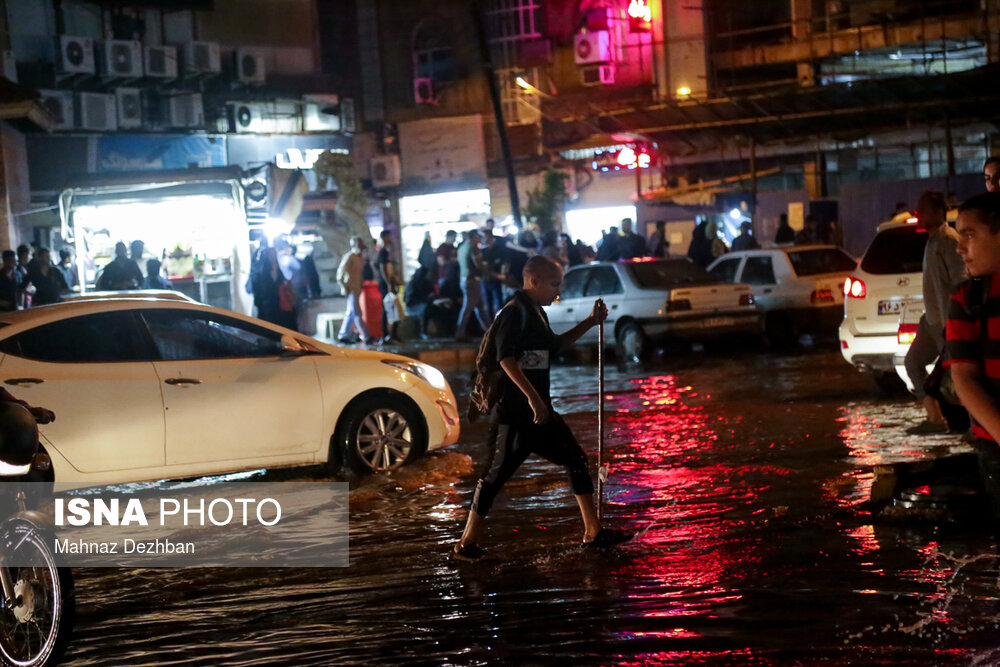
707, 244, 856, 344
0, 299, 460, 486
544, 258, 760, 359
840, 216, 927, 390
60, 289, 197, 304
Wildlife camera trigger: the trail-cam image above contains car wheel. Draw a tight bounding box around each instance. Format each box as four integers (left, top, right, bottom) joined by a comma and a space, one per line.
617, 321, 646, 361
871, 370, 906, 395
338, 395, 427, 475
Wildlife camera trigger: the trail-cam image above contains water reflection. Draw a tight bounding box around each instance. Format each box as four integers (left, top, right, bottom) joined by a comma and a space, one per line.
59, 351, 1000, 665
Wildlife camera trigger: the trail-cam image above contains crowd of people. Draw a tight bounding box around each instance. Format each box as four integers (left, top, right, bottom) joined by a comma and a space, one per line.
247, 236, 321, 332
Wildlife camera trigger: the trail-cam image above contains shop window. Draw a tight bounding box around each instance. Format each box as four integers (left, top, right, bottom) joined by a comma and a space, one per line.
708, 257, 741, 283
0, 312, 154, 363
740, 256, 776, 286
141, 310, 283, 361
584, 266, 624, 296
560, 268, 589, 300
412, 16, 457, 82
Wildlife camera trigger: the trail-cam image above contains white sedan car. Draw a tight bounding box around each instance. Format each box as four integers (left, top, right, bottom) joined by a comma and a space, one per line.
0, 299, 460, 485
707, 245, 856, 344
545, 258, 760, 359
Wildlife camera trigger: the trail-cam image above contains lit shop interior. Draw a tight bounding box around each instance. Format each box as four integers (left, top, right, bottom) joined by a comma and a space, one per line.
398, 188, 492, 280
59, 172, 252, 314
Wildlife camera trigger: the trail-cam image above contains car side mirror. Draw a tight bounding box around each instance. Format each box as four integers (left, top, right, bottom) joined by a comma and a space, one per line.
279, 335, 308, 357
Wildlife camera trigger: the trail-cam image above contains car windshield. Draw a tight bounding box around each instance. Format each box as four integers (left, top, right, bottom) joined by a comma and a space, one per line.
859, 226, 928, 275
787, 248, 857, 276
628, 259, 719, 287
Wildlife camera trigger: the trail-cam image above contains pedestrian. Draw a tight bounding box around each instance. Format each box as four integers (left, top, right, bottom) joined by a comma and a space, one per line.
336, 236, 375, 345
25, 248, 67, 306
618, 218, 646, 259
404, 265, 451, 338
56, 248, 78, 291
731, 221, 760, 251
647, 220, 668, 258
794, 215, 819, 245
481, 230, 507, 317
129, 240, 147, 278
455, 229, 489, 340
774, 213, 794, 244
539, 230, 567, 266
904, 191, 965, 434
687, 220, 715, 267
436, 229, 458, 285
252, 247, 297, 329
418, 232, 436, 275
376, 229, 402, 343
97, 241, 143, 291
985, 157, 1000, 194
144, 259, 173, 290
946, 192, 1000, 518
453, 255, 631, 560
562, 233, 583, 266
0, 250, 21, 311
596, 227, 620, 261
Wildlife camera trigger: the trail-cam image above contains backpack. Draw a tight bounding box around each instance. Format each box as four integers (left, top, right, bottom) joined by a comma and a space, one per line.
467, 298, 530, 422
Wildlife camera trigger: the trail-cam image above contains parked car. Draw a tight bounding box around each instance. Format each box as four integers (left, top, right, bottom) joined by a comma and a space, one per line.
60, 289, 197, 303
707, 244, 856, 344
544, 258, 761, 360
840, 215, 927, 390
0, 299, 460, 485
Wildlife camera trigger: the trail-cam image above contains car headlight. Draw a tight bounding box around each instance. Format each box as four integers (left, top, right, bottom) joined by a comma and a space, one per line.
381, 359, 448, 390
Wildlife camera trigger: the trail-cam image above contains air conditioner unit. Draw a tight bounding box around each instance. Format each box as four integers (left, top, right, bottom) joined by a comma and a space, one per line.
370, 155, 401, 188
144, 45, 177, 79
230, 102, 262, 132
168, 93, 203, 128
574, 31, 612, 65
581, 64, 615, 86
98, 40, 142, 78
235, 50, 266, 84
0, 51, 15, 82
56, 35, 95, 75
77, 92, 117, 131
414, 77, 436, 104
303, 102, 340, 132
38, 90, 75, 130
182, 41, 221, 75
115, 88, 142, 129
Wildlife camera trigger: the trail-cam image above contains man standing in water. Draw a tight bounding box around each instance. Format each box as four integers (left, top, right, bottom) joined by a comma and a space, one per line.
454, 255, 631, 560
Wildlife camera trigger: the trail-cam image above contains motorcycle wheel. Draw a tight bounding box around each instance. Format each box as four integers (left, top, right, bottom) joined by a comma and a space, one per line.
0, 521, 74, 667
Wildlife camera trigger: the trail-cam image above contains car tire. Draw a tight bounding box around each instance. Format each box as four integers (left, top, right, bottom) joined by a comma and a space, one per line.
336, 394, 427, 475
617, 321, 646, 362
871, 370, 906, 395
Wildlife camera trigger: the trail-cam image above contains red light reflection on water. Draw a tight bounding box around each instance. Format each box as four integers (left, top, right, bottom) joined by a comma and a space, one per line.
599, 375, 777, 642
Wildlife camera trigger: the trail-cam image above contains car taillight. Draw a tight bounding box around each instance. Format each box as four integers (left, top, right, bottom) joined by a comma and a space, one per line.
811, 289, 834, 303
844, 277, 866, 298
666, 298, 691, 312
898, 322, 918, 345
739, 293, 754, 306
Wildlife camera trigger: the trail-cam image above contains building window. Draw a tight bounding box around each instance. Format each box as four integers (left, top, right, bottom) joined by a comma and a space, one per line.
486, 0, 542, 125
412, 16, 457, 82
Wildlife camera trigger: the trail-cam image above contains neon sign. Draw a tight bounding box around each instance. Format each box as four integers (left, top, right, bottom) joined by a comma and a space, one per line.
591, 145, 656, 172
628, 0, 651, 31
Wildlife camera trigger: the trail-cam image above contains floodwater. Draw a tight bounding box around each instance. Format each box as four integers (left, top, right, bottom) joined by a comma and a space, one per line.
61, 348, 1000, 665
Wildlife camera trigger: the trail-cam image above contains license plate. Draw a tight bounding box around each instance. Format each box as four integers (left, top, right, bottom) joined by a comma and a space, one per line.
878, 300, 902, 315
703, 317, 735, 328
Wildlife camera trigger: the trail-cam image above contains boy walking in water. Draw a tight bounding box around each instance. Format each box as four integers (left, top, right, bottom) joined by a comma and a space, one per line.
454, 255, 630, 560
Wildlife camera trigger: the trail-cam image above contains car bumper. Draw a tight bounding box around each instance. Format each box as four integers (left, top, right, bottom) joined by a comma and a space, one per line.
780, 305, 843, 332
639, 312, 763, 339
405, 384, 460, 451
839, 320, 897, 372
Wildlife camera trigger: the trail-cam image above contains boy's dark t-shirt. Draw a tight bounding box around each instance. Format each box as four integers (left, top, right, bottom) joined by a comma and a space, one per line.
493, 290, 559, 422
944, 274, 1000, 442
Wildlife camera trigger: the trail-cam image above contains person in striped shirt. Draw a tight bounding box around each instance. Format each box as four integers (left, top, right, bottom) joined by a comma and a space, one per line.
946, 192, 1000, 513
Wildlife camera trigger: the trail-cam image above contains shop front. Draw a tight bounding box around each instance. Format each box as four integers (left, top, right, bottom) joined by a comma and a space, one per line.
58, 167, 252, 314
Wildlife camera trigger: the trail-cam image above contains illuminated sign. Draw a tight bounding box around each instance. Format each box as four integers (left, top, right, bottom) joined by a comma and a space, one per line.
591, 145, 656, 172
628, 0, 651, 32
274, 147, 349, 170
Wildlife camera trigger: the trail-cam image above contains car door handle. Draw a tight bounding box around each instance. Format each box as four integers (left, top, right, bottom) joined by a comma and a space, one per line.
763, 288, 773, 294
4, 378, 43, 386
566, 308, 573, 313
164, 377, 202, 386
611, 304, 618, 309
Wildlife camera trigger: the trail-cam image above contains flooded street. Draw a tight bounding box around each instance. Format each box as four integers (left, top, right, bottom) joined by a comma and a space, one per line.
61, 349, 1000, 665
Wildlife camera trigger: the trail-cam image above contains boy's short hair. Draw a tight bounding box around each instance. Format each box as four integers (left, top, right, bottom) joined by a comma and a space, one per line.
2, 250, 15, 262
146, 258, 162, 274
918, 190, 947, 214
959, 192, 1000, 234
984, 156, 1000, 171
523, 255, 562, 281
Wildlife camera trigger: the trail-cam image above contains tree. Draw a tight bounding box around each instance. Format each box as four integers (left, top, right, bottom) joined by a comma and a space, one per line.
524, 170, 569, 234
